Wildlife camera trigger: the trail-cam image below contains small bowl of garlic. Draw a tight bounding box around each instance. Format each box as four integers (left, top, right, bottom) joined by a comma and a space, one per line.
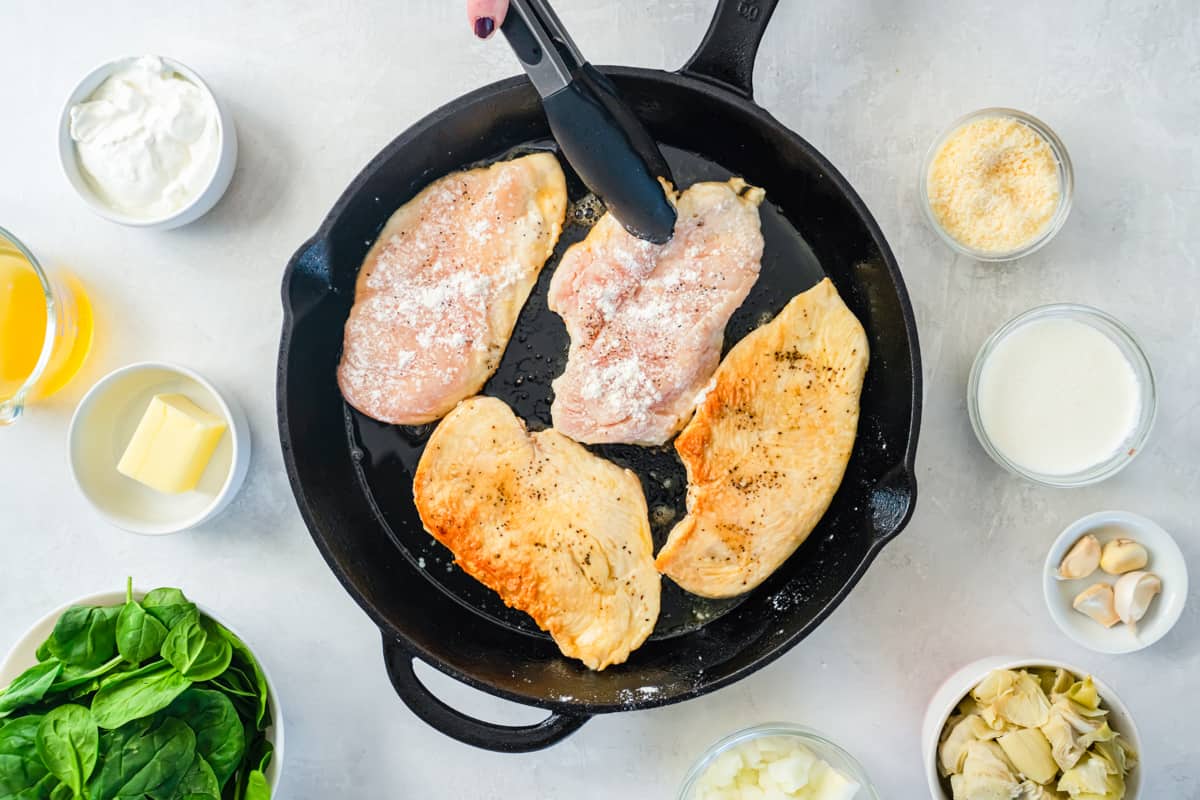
1043, 510, 1188, 654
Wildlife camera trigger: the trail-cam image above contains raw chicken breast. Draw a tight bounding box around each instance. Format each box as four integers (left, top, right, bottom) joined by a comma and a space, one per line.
413, 396, 660, 670
338, 153, 567, 425
548, 178, 764, 445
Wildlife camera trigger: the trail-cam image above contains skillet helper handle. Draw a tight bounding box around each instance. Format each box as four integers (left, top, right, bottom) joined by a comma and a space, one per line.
501, 0, 677, 243
382, 637, 591, 752
867, 464, 918, 546
681, 0, 780, 99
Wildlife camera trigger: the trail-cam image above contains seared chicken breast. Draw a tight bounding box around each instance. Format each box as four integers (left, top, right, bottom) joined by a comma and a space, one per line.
413, 396, 660, 670
655, 279, 869, 598
339, 153, 567, 425
548, 178, 765, 445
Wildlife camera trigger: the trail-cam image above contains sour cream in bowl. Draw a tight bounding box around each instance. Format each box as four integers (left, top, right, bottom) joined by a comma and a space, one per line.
968, 304, 1156, 487
59, 55, 237, 229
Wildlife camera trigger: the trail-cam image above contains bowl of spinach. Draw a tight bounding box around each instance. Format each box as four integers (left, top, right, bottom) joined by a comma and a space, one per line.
0, 580, 283, 799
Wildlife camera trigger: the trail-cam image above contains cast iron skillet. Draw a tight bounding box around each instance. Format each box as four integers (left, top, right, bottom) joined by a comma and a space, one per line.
278, 0, 921, 752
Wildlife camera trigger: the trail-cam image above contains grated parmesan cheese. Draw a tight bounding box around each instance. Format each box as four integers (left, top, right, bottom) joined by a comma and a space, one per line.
926, 115, 1061, 253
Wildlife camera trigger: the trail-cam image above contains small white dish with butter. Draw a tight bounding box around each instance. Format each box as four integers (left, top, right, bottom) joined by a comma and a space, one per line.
59, 55, 237, 229
69, 361, 250, 534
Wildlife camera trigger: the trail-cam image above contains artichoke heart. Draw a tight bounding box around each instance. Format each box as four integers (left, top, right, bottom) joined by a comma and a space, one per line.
943, 669, 1136, 800
1057, 752, 1125, 800
1091, 738, 1135, 777
1017, 780, 1070, 799
942, 714, 996, 776
993, 671, 1053, 728
973, 669, 1020, 706
1041, 711, 1086, 772
998, 728, 1059, 785
960, 740, 1023, 800
1048, 669, 1074, 698
1065, 677, 1101, 711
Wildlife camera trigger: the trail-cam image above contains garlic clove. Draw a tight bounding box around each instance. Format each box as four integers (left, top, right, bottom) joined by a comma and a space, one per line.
1058, 534, 1101, 580
1072, 583, 1120, 628
1099, 538, 1149, 575
1113, 570, 1161, 627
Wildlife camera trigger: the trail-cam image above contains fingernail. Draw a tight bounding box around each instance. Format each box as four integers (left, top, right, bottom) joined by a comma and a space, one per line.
474, 16, 496, 39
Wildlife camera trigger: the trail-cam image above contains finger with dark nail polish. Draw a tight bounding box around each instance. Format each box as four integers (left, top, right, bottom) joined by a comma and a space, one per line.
467, 0, 507, 37
473, 16, 496, 38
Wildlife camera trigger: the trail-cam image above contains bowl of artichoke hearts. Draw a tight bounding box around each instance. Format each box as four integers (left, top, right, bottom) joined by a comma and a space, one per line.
922, 658, 1142, 800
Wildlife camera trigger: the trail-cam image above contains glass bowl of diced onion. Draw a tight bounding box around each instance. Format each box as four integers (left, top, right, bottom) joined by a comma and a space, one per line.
677, 723, 880, 800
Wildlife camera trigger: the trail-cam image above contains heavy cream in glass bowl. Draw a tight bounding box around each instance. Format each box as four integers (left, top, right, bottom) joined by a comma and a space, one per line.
968, 304, 1156, 487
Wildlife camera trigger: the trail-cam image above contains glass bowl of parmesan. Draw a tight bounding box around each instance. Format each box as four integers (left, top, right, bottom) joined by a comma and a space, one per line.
677, 723, 879, 800
920, 108, 1073, 261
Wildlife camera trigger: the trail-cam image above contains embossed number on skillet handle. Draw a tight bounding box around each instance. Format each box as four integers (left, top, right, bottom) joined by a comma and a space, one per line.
680, 0, 781, 99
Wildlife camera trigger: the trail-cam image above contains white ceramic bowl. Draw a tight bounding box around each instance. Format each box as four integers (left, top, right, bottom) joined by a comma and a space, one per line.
68, 362, 251, 534
677, 723, 880, 800
1044, 510, 1188, 654
922, 657, 1143, 800
58, 55, 238, 229
0, 589, 283, 796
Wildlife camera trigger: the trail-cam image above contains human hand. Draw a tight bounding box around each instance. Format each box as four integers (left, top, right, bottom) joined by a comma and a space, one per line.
468, 0, 509, 39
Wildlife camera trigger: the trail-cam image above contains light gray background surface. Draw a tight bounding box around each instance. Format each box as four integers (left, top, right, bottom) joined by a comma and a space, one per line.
2, 1, 1196, 797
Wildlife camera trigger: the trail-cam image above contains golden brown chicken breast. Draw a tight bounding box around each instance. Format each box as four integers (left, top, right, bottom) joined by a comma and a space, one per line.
413, 396, 660, 670
655, 279, 869, 598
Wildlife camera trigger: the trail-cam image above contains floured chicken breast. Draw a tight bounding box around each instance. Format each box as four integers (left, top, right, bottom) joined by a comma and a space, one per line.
549, 178, 764, 445
655, 279, 869, 598
339, 153, 567, 424
413, 396, 660, 670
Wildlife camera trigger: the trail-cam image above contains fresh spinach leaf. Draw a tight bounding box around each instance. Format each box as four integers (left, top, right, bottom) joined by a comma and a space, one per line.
141, 590, 197, 632
46, 607, 120, 670
162, 620, 231, 683
242, 770, 269, 800
116, 602, 168, 666
35, 705, 97, 797
0, 715, 53, 798
0, 662, 63, 718
48, 657, 125, 698
207, 668, 255, 699
160, 754, 219, 800
47, 782, 73, 800
165, 691, 243, 788
211, 626, 268, 729
91, 664, 191, 730
225, 738, 271, 800
87, 717, 195, 800
34, 640, 52, 664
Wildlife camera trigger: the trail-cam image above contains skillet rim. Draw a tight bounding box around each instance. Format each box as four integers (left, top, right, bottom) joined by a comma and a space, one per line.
277, 66, 923, 714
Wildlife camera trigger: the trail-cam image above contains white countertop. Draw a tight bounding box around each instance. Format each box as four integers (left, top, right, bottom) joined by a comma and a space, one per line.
2, 1, 1197, 796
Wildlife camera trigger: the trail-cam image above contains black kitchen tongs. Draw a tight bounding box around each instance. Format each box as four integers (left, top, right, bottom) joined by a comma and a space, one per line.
500, 0, 677, 243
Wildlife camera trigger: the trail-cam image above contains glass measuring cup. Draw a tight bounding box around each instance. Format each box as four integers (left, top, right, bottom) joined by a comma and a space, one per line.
0, 226, 94, 424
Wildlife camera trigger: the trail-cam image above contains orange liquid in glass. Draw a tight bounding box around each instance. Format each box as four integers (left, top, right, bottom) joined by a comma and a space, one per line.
0, 242, 93, 403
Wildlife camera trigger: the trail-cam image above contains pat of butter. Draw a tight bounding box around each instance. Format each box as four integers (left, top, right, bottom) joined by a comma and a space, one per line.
117, 394, 227, 494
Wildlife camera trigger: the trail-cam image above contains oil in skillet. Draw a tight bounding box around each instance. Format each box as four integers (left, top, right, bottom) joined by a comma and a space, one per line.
347, 143, 826, 641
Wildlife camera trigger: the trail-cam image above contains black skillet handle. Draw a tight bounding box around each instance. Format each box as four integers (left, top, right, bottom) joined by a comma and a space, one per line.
867, 463, 919, 546
382, 637, 591, 752
280, 237, 332, 323
680, 0, 780, 100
